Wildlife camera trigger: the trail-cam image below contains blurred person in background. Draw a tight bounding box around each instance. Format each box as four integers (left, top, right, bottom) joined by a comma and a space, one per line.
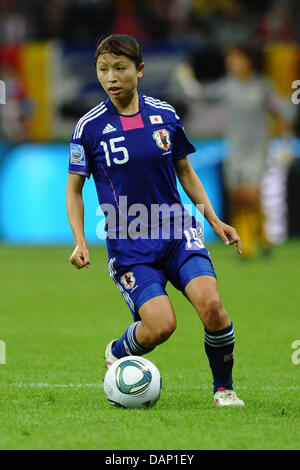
256, 0, 295, 45
0, 63, 32, 142
0, 0, 29, 44
177, 44, 295, 259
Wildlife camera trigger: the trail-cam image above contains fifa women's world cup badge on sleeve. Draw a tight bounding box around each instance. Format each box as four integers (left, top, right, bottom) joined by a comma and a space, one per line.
70, 143, 86, 166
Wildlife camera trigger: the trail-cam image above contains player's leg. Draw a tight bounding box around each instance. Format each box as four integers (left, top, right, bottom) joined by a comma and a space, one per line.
168, 250, 244, 405
105, 260, 176, 366
230, 185, 260, 259
227, 150, 270, 259
176, 255, 234, 389
184, 275, 230, 330
183, 271, 244, 405
109, 291, 176, 361
135, 295, 177, 349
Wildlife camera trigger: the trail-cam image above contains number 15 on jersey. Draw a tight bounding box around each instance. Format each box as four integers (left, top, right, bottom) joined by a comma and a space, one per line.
101, 137, 129, 167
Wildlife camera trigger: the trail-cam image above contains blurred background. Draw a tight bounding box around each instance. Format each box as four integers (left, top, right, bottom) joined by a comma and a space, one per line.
0, 0, 300, 248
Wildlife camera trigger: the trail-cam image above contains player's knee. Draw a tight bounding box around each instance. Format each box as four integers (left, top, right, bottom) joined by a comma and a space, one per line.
149, 316, 176, 345
202, 297, 225, 329
159, 317, 177, 341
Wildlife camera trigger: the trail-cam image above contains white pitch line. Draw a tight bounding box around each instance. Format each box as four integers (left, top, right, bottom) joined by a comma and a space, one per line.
1, 383, 300, 391
4, 382, 104, 388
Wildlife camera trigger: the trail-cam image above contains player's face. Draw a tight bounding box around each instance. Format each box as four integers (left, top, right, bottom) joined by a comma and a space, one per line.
225, 51, 253, 79
96, 53, 144, 100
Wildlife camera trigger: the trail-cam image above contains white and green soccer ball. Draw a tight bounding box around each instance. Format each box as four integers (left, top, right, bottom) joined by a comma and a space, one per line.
104, 356, 162, 409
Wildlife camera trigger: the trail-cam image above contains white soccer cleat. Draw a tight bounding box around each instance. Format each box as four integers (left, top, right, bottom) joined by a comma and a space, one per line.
105, 340, 118, 369
214, 388, 245, 406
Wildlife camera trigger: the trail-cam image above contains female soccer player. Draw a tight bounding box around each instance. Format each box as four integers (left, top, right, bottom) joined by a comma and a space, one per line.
66, 34, 244, 406
177, 45, 294, 259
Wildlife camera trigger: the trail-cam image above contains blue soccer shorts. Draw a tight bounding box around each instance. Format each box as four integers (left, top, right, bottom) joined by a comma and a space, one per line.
108, 247, 216, 322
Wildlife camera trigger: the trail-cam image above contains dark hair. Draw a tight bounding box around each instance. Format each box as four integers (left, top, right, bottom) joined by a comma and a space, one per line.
225, 44, 257, 65
94, 34, 143, 69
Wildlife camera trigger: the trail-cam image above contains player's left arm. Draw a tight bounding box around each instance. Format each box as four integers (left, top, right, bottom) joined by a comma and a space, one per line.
174, 156, 242, 254
265, 78, 296, 124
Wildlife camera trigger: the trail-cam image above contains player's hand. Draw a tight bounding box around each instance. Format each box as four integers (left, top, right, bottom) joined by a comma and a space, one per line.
211, 220, 242, 255
69, 244, 90, 269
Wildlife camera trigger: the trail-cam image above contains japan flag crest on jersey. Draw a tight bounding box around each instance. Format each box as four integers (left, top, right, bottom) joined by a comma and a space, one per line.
121, 272, 136, 290
150, 115, 163, 124
153, 129, 171, 151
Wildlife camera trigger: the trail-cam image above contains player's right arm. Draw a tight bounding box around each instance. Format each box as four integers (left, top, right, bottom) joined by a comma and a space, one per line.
175, 63, 226, 101
66, 173, 90, 269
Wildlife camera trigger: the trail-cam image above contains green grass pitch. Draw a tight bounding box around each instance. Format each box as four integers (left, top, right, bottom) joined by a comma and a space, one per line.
0, 240, 300, 450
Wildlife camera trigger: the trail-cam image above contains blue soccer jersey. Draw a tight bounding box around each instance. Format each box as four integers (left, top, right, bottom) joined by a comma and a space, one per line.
69, 93, 208, 266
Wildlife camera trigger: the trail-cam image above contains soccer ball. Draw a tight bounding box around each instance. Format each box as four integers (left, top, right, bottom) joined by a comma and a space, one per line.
104, 356, 162, 409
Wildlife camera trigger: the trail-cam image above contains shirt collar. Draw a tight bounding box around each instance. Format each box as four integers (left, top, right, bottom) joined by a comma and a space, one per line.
104, 93, 144, 115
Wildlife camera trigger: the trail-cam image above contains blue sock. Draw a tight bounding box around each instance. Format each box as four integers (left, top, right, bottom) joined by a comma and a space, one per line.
112, 321, 154, 358
204, 322, 235, 394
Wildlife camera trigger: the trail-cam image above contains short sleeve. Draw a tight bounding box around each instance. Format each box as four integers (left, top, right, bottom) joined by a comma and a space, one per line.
68, 128, 91, 178
172, 116, 196, 161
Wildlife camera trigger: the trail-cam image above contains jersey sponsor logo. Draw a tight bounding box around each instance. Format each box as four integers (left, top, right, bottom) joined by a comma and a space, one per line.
70, 143, 86, 166
149, 115, 163, 124
103, 123, 117, 134
153, 129, 171, 151
120, 272, 136, 290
